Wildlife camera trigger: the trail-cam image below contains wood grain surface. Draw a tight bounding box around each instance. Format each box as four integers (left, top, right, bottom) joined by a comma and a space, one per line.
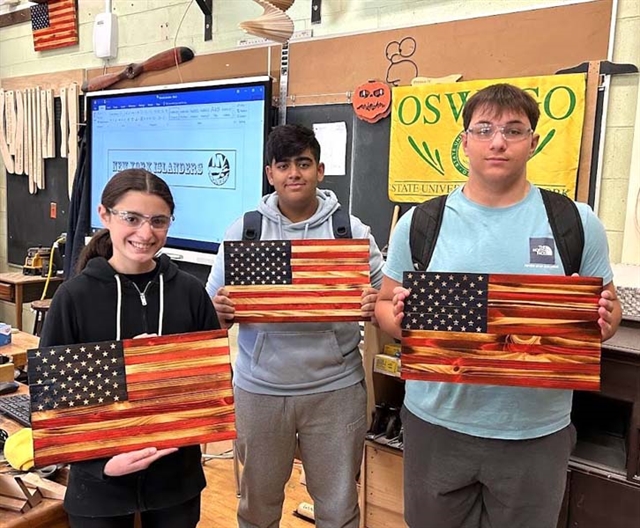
29, 330, 235, 467
401, 272, 602, 390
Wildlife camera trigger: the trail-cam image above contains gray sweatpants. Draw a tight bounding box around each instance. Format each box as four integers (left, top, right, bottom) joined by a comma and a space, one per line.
402, 406, 576, 528
234, 382, 367, 528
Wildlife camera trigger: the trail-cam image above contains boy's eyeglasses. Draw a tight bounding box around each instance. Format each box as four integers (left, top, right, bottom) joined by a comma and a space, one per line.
108, 209, 174, 230
466, 124, 533, 142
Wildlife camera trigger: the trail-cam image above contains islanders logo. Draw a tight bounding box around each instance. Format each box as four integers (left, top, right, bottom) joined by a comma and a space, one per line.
208, 153, 231, 186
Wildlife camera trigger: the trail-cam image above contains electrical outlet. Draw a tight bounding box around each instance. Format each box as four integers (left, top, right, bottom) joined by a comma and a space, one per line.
50, 202, 57, 219
160, 22, 170, 41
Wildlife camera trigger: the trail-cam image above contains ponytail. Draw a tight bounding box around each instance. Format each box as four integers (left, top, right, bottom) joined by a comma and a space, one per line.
75, 229, 112, 273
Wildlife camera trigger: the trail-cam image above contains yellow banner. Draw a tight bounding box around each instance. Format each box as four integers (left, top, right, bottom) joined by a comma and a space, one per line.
388, 74, 586, 202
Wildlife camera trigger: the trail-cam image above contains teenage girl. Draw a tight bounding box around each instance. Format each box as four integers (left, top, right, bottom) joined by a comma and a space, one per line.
40, 168, 220, 528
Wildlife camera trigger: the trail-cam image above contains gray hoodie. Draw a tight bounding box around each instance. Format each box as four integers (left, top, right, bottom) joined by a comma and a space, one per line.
206, 189, 384, 396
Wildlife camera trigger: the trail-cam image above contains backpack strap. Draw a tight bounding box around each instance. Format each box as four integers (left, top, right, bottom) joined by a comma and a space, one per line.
539, 188, 584, 276
409, 195, 448, 271
243, 208, 352, 241
332, 207, 352, 239
242, 210, 262, 241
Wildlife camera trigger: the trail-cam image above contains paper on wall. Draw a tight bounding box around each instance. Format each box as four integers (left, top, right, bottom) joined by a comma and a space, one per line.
312, 121, 347, 176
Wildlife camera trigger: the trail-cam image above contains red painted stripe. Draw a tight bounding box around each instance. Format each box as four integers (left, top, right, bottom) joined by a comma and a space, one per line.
291, 239, 369, 247
34, 26, 77, 38
48, 0, 77, 10
489, 274, 602, 287
122, 330, 226, 349
485, 305, 599, 321
124, 344, 228, 366
231, 289, 362, 298
127, 378, 232, 400
400, 354, 600, 372
34, 32, 77, 44
291, 276, 369, 285
34, 430, 238, 467
126, 363, 230, 384
46, 2, 76, 10
48, 8, 76, 17
34, 39, 78, 51
48, 7, 75, 14
401, 339, 601, 357
291, 264, 370, 272
403, 322, 602, 342
236, 302, 361, 311
488, 291, 600, 304
291, 271, 368, 278
235, 314, 366, 323
233, 301, 358, 309
127, 379, 232, 402
32, 396, 234, 429
33, 413, 236, 450
486, 321, 601, 338
291, 251, 370, 260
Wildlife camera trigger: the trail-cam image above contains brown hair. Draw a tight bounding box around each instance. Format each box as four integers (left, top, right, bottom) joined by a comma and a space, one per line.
76, 169, 175, 272
266, 124, 321, 165
462, 83, 540, 131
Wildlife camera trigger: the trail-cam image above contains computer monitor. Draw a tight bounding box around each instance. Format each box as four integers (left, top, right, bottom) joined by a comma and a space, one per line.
86, 76, 272, 265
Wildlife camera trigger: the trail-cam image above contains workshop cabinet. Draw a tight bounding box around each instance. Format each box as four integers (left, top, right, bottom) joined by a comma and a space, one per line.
362, 442, 407, 528
361, 322, 640, 528
564, 469, 640, 527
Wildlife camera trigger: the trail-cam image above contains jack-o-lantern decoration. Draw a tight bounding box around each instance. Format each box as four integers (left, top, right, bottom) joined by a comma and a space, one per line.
352, 79, 391, 124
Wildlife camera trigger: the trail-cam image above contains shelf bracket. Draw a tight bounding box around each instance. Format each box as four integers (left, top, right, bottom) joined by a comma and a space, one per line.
194, 0, 213, 41
311, 0, 322, 24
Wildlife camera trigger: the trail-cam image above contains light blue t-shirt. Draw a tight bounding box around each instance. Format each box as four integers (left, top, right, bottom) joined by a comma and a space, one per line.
383, 185, 613, 439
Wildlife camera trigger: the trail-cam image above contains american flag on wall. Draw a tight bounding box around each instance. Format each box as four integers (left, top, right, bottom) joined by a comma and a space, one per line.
224, 239, 371, 323
28, 330, 235, 467
30, 0, 79, 52
401, 271, 602, 391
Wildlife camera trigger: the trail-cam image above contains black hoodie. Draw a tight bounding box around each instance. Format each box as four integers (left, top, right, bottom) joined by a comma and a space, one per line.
39, 254, 220, 517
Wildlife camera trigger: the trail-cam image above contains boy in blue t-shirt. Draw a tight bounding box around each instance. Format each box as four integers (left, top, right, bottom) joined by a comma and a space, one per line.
376, 84, 621, 528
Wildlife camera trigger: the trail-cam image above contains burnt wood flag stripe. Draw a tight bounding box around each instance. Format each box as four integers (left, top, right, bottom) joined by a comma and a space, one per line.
401, 272, 602, 391
27, 330, 235, 467
224, 239, 371, 323
30, 0, 78, 52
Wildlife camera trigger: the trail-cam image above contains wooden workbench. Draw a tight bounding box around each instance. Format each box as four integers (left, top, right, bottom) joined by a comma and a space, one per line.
0, 384, 68, 528
0, 273, 62, 332
1, 331, 38, 371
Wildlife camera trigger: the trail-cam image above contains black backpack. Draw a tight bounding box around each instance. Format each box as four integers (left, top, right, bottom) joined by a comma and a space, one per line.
242, 207, 352, 241
409, 188, 584, 275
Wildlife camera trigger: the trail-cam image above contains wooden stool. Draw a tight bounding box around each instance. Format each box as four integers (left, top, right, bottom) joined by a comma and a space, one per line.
31, 299, 52, 337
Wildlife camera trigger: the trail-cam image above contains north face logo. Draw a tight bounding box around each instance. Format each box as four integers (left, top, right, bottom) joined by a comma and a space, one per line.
530, 238, 555, 265
532, 245, 553, 256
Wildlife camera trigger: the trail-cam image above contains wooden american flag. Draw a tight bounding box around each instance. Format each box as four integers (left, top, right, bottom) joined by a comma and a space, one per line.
224, 239, 371, 323
30, 0, 79, 52
401, 272, 602, 391
27, 330, 235, 467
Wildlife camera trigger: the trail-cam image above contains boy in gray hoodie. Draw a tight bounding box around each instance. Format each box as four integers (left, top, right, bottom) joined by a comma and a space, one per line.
206, 124, 384, 528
